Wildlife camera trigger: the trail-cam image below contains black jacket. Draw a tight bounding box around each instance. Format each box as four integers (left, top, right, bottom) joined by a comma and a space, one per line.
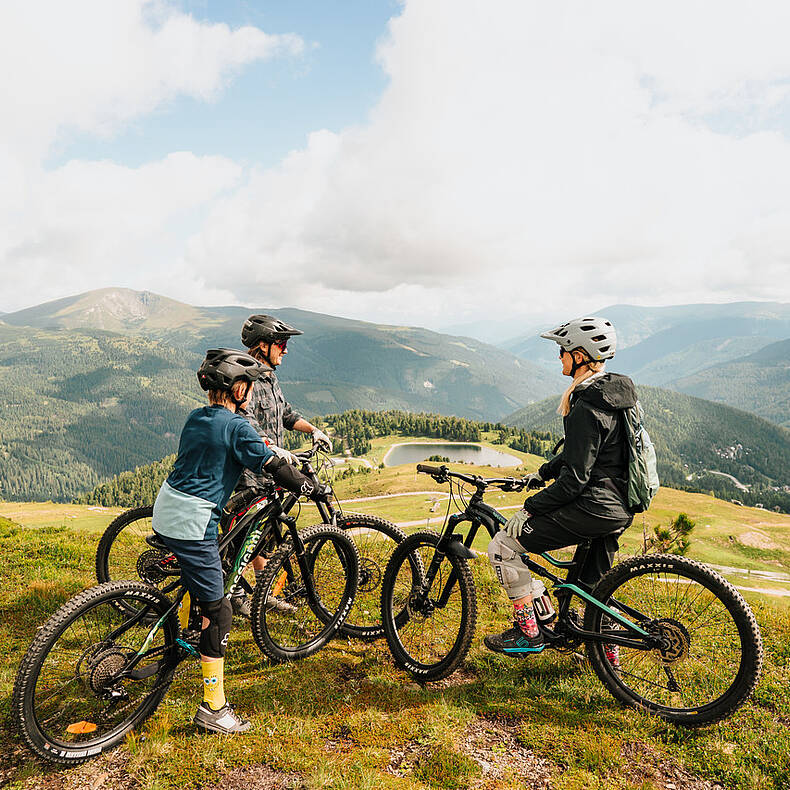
524, 372, 636, 520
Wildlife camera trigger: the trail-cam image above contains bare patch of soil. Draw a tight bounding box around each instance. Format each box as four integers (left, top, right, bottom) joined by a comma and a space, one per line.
458, 717, 554, 789
200, 765, 305, 790
6, 748, 138, 790
739, 531, 780, 550
617, 742, 724, 790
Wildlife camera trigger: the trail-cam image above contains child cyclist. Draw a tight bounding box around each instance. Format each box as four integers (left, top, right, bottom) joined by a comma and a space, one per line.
152, 348, 323, 734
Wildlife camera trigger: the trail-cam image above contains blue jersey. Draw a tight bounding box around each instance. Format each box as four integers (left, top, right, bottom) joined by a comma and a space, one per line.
152, 405, 274, 541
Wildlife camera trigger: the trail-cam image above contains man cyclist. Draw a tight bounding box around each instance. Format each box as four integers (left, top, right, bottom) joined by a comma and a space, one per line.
229, 314, 333, 616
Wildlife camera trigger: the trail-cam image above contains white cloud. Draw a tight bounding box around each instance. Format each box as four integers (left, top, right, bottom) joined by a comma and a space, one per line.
0, 0, 302, 310
185, 0, 790, 326
3, 0, 790, 327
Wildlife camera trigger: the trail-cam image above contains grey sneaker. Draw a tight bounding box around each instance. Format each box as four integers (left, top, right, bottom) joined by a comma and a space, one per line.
231, 594, 251, 619
265, 595, 297, 614
193, 702, 252, 734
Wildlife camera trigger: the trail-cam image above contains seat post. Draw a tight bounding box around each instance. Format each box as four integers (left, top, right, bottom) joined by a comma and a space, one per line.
565, 540, 594, 589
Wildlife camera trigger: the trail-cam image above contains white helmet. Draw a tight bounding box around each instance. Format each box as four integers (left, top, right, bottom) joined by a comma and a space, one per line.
540, 316, 617, 361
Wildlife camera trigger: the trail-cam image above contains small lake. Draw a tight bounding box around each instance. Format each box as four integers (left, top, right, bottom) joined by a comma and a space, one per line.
383, 442, 520, 468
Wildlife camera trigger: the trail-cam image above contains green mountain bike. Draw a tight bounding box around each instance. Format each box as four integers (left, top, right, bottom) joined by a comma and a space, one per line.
380, 464, 763, 726
12, 485, 359, 765
95, 448, 404, 640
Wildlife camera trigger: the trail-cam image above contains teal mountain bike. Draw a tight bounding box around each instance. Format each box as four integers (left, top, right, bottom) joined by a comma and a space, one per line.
380, 464, 763, 726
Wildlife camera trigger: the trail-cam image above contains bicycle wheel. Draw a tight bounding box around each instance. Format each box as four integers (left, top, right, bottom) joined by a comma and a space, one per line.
12, 581, 179, 765
584, 554, 763, 726
96, 506, 174, 589
249, 525, 359, 662
335, 513, 406, 641
380, 531, 477, 682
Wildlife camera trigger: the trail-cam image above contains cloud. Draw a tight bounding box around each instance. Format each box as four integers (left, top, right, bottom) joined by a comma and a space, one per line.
185, 0, 790, 325
4, 0, 790, 327
0, 0, 302, 310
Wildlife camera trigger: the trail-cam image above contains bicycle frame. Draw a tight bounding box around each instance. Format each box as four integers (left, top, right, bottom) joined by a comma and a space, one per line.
417, 470, 661, 652
120, 458, 343, 675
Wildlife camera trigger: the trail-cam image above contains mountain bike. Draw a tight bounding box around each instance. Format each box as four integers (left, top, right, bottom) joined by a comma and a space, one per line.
380, 464, 763, 726
12, 487, 359, 765
95, 448, 404, 640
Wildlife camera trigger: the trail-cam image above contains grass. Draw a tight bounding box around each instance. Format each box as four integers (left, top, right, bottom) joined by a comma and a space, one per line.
2, 445, 790, 789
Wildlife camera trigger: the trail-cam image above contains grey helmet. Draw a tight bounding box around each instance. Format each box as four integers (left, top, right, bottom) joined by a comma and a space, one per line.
540, 316, 617, 361
197, 348, 264, 392
241, 314, 303, 348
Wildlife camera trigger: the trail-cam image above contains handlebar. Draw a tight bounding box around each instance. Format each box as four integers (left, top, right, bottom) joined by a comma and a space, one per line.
415, 463, 442, 475
416, 463, 528, 491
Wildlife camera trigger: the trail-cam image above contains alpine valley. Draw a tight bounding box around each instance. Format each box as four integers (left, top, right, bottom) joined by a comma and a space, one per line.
1, 288, 789, 508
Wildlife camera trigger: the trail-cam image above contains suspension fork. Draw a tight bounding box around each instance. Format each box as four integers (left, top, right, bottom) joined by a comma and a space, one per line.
275, 510, 347, 607
415, 513, 473, 606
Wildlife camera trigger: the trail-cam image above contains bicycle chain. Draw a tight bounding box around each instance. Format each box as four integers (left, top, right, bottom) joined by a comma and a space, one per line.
97, 654, 196, 723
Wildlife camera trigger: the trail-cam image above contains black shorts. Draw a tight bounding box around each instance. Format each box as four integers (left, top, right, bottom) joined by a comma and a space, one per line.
155, 533, 224, 602
518, 503, 632, 588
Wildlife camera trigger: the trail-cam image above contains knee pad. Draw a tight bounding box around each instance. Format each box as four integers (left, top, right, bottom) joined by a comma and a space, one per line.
487, 532, 532, 600
198, 597, 232, 659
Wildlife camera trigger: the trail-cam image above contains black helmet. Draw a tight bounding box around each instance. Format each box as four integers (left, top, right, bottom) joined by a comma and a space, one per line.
197, 348, 263, 392
241, 314, 303, 348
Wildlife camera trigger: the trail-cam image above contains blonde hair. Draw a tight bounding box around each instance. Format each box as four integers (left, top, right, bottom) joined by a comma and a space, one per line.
557, 352, 606, 417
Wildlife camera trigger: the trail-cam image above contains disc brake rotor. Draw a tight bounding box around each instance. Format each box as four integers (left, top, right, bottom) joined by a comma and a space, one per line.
649, 618, 691, 666
136, 549, 171, 585
358, 557, 382, 593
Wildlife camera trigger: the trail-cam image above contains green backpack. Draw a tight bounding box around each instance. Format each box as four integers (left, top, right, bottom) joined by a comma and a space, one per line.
622, 400, 660, 512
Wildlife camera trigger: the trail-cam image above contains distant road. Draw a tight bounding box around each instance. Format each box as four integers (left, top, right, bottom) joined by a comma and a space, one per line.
704, 470, 750, 492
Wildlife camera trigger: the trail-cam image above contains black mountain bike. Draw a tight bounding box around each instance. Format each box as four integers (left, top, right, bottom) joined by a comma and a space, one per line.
95, 448, 404, 641
13, 481, 360, 765
380, 464, 763, 726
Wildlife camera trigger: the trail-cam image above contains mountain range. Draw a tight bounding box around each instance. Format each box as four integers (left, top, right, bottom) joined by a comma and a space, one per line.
500, 301, 790, 426
0, 288, 557, 501
2, 287, 789, 504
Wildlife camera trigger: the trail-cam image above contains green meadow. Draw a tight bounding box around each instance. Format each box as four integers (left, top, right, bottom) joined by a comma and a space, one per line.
2, 439, 789, 789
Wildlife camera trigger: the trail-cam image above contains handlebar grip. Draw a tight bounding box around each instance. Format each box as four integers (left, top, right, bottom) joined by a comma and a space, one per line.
416, 463, 442, 475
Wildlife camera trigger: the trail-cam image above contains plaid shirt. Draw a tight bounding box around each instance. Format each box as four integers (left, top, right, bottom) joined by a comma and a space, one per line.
237, 364, 302, 490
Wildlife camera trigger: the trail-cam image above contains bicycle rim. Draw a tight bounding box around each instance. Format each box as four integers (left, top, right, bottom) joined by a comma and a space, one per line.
337, 515, 407, 640
382, 533, 476, 680
13, 582, 178, 762
251, 526, 358, 660
585, 555, 762, 724
97, 507, 182, 607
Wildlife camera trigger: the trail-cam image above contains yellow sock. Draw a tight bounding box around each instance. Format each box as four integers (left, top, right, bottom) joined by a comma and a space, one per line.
178, 592, 191, 631
201, 658, 226, 711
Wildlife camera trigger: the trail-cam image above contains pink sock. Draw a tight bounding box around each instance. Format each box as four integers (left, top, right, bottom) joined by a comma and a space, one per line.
514, 601, 539, 637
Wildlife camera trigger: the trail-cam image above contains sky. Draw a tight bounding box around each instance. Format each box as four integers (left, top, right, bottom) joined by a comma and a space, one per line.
3, 0, 790, 335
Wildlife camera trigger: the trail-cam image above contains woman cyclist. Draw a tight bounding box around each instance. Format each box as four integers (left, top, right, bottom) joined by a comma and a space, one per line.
485, 316, 637, 657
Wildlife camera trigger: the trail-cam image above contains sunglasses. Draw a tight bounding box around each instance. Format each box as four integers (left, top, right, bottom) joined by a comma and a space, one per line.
273, 339, 288, 351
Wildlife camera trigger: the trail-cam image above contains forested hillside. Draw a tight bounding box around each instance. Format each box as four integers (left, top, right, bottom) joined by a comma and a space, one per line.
0, 326, 201, 502
672, 338, 790, 428
77, 410, 554, 506
505, 385, 790, 513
